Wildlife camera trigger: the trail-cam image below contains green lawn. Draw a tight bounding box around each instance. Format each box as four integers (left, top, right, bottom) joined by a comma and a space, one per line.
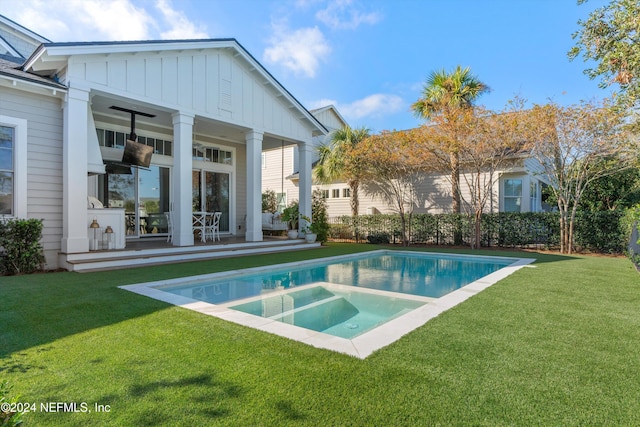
2, 244, 639, 426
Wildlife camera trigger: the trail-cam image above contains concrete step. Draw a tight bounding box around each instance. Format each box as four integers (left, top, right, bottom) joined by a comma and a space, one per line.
61, 240, 321, 272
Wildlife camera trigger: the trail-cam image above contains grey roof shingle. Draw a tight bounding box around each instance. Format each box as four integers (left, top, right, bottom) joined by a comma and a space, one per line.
0, 57, 66, 90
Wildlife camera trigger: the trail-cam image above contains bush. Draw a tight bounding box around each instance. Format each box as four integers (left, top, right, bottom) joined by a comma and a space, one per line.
0, 218, 45, 275
262, 190, 278, 213
366, 232, 390, 244
311, 190, 330, 243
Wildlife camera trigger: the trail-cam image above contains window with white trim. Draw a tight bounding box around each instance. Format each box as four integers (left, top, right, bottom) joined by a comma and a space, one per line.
0, 126, 14, 215
332, 189, 340, 198
530, 180, 539, 212
503, 178, 522, 212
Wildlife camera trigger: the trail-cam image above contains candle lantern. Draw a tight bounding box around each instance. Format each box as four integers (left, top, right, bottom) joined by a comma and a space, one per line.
103, 225, 115, 250
89, 218, 103, 251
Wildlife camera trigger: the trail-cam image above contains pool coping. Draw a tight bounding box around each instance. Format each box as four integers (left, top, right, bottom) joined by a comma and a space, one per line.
120, 250, 536, 359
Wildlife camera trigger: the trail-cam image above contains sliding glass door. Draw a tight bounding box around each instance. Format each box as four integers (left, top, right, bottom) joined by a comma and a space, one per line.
101, 165, 170, 238
192, 169, 230, 232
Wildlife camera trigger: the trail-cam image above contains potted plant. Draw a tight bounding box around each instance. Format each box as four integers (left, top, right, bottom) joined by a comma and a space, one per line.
300, 215, 317, 243
281, 202, 299, 239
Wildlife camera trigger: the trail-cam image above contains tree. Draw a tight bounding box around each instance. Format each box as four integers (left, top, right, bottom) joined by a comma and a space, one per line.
313, 126, 371, 218
569, 0, 640, 109
411, 65, 489, 215
353, 129, 434, 246
524, 98, 636, 254
578, 166, 640, 211
416, 102, 529, 249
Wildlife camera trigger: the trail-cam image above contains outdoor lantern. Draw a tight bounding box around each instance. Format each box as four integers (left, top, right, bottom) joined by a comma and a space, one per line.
103, 225, 115, 250
89, 218, 103, 251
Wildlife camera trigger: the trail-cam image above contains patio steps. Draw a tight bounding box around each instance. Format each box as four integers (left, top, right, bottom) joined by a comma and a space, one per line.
61, 240, 321, 272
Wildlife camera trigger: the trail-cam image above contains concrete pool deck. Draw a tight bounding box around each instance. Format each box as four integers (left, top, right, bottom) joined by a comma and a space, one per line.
120, 251, 536, 359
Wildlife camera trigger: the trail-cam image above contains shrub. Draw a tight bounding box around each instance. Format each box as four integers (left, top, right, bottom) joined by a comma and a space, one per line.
311, 190, 330, 243
262, 190, 278, 212
0, 218, 45, 275
367, 232, 390, 244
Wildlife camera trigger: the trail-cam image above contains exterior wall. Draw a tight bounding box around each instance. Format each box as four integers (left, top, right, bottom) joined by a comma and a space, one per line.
261, 146, 299, 209
0, 86, 64, 268
0, 27, 40, 58
318, 169, 512, 218
66, 49, 316, 141
310, 108, 344, 131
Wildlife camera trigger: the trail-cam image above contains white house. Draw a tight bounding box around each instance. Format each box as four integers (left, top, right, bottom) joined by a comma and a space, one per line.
314, 156, 550, 217
261, 104, 347, 211
0, 14, 326, 270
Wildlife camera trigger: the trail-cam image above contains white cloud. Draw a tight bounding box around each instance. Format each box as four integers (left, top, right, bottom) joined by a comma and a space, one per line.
263, 23, 331, 78
336, 94, 404, 120
316, 0, 381, 30
0, 0, 207, 42
155, 0, 208, 39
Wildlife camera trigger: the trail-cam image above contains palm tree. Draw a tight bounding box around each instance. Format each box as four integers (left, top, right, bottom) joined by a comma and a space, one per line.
411, 65, 489, 213
314, 126, 371, 218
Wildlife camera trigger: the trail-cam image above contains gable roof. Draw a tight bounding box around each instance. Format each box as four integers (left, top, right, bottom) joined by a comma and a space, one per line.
0, 56, 66, 90
0, 14, 50, 59
23, 38, 327, 136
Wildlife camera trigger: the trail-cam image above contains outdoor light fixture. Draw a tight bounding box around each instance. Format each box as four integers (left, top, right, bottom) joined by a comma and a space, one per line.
89, 218, 103, 251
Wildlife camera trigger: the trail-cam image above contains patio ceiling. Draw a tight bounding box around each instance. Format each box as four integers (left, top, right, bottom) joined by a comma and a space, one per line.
90, 93, 296, 150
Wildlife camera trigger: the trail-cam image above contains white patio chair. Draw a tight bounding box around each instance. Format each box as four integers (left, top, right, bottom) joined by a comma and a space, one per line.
164, 211, 174, 243
203, 211, 222, 242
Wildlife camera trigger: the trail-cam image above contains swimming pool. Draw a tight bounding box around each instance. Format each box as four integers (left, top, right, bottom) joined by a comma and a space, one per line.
121, 250, 535, 358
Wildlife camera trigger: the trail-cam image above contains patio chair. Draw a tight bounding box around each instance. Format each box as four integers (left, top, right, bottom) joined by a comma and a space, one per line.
165, 211, 173, 243
203, 212, 222, 242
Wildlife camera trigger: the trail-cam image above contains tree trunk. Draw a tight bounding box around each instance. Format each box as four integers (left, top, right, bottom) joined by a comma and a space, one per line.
349, 180, 360, 241
350, 180, 359, 217
450, 152, 463, 245
473, 210, 482, 249
450, 152, 461, 213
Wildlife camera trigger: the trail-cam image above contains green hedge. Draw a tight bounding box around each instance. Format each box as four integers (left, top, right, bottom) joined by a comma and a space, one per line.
328, 211, 626, 254
0, 218, 45, 275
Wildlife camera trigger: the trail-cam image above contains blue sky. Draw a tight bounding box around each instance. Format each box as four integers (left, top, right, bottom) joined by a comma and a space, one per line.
1, 0, 612, 133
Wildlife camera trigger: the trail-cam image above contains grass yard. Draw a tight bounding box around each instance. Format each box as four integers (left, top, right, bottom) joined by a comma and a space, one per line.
2, 243, 640, 426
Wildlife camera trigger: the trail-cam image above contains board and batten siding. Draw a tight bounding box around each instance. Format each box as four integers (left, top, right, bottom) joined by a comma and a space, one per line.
67, 49, 315, 141
261, 146, 299, 208
0, 87, 64, 268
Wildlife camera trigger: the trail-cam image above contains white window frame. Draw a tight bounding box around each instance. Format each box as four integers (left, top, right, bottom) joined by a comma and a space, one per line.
0, 115, 27, 218
502, 177, 522, 213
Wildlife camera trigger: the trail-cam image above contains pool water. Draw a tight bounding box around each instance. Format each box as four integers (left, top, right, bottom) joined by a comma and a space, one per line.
230, 284, 425, 339
159, 251, 515, 339
163, 251, 513, 304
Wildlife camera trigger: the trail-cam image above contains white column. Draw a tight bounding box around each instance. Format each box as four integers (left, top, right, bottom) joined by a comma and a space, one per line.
245, 130, 263, 242
298, 140, 313, 231
61, 87, 90, 253
172, 112, 195, 246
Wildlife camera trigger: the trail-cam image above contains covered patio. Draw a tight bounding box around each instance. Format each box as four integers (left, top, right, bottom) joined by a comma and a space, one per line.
20, 38, 327, 270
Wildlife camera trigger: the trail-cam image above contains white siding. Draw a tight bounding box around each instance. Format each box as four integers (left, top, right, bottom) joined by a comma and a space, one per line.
67, 49, 315, 142
261, 146, 299, 208
0, 87, 63, 268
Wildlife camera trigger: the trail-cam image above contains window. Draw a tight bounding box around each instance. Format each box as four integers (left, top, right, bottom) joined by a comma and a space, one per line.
343, 188, 351, 198
530, 181, 539, 212
276, 193, 286, 213
96, 128, 173, 156
0, 126, 14, 215
332, 189, 340, 198
319, 190, 329, 199
503, 179, 522, 212
0, 117, 26, 218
